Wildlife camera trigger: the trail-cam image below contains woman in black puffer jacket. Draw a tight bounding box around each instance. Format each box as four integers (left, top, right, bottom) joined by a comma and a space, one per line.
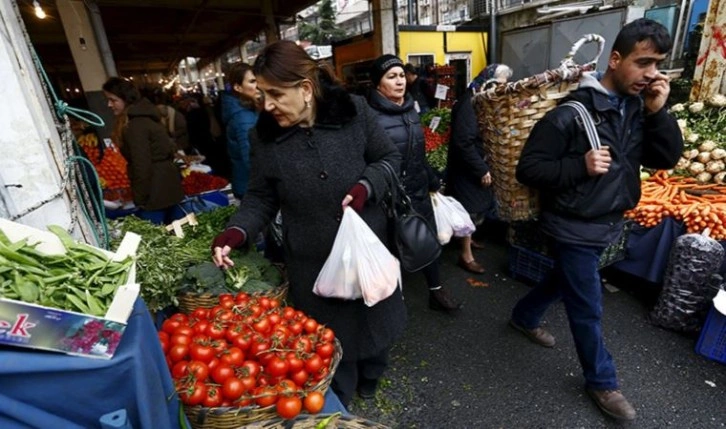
367, 54, 462, 313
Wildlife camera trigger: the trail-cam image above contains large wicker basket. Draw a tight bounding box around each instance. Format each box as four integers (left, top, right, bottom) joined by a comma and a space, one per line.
472, 34, 605, 221
245, 412, 391, 428
184, 339, 343, 429
177, 264, 289, 314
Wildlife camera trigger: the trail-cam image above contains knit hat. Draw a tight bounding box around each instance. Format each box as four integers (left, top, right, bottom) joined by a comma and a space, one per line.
369, 54, 405, 86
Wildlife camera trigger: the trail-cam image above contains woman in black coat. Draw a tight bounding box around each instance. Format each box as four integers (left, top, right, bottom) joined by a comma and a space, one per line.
211, 41, 405, 407
446, 64, 512, 272
367, 54, 462, 314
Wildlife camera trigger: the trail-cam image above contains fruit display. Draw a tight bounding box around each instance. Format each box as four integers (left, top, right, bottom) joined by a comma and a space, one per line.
182, 171, 229, 196
76, 132, 133, 202
159, 293, 340, 424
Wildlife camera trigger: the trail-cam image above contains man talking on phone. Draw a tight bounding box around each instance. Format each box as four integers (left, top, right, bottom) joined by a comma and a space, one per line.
509, 19, 683, 421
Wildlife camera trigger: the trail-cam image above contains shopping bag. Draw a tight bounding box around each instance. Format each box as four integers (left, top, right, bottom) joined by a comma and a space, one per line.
313, 208, 401, 307
431, 192, 476, 244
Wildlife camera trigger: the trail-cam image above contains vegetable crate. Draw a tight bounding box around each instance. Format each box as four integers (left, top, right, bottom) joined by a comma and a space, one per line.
0, 218, 140, 359
695, 305, 726, 365
508, 245, 554, 285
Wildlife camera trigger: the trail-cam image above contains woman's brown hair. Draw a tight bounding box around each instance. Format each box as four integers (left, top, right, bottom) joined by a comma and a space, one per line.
228, 62, 259, 110
103, 77, 141, 147
252, 40, 338, 102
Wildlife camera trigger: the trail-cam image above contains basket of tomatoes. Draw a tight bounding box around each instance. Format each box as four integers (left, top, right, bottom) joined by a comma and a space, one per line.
159, 293, 342, 428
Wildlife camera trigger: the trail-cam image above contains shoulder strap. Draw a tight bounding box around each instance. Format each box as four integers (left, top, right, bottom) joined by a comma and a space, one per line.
560, 100, 601, 151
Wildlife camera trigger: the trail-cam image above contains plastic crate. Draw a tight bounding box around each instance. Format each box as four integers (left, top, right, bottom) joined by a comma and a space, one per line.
508, 245, 555, 284
696, 306, 726, 365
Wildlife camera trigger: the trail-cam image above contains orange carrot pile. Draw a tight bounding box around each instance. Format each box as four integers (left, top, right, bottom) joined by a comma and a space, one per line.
626, 170, 726, 239
77, 133, 132, 201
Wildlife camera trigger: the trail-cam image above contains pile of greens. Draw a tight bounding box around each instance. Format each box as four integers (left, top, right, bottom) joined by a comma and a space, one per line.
180, 251, 282, 295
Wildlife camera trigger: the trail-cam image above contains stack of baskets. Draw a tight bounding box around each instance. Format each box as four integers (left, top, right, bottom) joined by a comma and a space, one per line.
184, 339, 343, 429
177, 264, 289, 314
472, 34, 605, 222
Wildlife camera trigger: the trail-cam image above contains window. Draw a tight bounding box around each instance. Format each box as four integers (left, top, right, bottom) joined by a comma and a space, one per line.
407, 54, 435, 68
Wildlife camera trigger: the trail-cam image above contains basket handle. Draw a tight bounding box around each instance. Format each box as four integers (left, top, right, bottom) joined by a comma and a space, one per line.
560, 34, 606, 69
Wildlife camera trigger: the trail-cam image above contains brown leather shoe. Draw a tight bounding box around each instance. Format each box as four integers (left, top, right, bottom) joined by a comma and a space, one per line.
587, 389, 637, 421
509, 320, 556, 347
457, 256, 485, 274
429, 288, 462, 312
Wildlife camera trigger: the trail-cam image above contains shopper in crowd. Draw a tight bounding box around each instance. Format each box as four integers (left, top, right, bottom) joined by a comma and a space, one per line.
102, 77, 184, 225
367, 54, 462, 313
211, 40, 406, 407
403, 63, 431, 113
220, 62, 260, 199
509, 18, 683, 421
152, 89, 189, 153
446, 63, 511, 274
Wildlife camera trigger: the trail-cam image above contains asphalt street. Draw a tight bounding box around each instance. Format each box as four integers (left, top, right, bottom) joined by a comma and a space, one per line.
348, 225, 726, 428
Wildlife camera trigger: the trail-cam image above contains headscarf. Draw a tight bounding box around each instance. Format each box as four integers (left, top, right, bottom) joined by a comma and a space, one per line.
469, 63, 512, 91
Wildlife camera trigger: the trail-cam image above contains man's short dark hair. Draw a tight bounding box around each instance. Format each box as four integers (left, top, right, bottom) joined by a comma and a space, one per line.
612, 18, 672, 58
403, 63, 417, 75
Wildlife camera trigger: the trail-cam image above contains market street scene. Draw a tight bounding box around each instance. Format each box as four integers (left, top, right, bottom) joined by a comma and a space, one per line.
0, 0, 725, 428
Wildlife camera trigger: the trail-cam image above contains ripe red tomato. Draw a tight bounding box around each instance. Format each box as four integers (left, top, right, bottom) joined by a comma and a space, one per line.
267, 313, 281, 326
234, 292, 249, 305
221, 377, 244, 401
258, 297, 271, 309
268, 298, 281, 309
169, 313, 188, 323
285, 353, 304, 374
265, 356, 289, 378
202, 385, 223, 408
192, 320, 210, 335
191, 308, 209, 320
211, 364, 235, 385
320, 328, 335, 343
187, 360, 210, 382
189, 343, 214, 363
291, 337, 312, 354
159, 337, 169, 354
303, 318, 318, 334
174, 326, 194, 337
282, 307, 296, 320
304, 355, 323, 374
290, 369, 309, 387
168, 344, 189, 363
219, 347, 245, 367
239, 375, 257, 393
205, 324, 226, 340
171, 360, 189, 379
276, 396, 302, 420
288, 321, 303, 336
252, 318, 271, 335
315, 342, 334, 359
254, 386, 278, 407
162, 319, 182, 335
179, 381, 207, 406
240, 360, 261, 379
231, 333, 252, 351
170, 333, 192, 346
219, 298, 235, 310
303, 391, 325, 414
158, 331, 170, 342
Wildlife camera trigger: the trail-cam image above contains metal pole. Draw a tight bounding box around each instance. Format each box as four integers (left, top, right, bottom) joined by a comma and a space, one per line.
85, 0, 117, 76
407, 0, 413, 24
489, 0, 497, 64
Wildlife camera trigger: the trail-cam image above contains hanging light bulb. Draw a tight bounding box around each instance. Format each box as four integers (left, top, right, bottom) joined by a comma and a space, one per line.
33, 1, 46, 19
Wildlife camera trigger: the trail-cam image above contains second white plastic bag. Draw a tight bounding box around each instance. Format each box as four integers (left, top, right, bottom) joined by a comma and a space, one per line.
313, 208, 401, 307
431, 192, 476, 244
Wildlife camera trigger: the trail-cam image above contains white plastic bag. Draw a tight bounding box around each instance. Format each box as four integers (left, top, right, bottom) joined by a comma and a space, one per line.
313, 208, 401, 307
431, 192, 476, 244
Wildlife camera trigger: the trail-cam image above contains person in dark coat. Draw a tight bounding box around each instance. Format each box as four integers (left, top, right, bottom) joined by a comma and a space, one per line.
211, 41, 406, 407
509, 19, 683, 420
367, 54, 462, 313
220, 62, 260, 199
446, 64, 512, 274
403, 63, 431, 113
103, 77, 184, 225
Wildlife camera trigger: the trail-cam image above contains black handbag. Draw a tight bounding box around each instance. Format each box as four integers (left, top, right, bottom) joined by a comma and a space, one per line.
380, 161, 441, 272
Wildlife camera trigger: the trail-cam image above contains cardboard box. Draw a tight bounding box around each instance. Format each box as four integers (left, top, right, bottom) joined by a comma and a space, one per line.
0, 218, 140, 359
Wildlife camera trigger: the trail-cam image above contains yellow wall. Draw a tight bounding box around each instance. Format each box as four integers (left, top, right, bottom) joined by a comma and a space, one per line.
398, 30, 488, 82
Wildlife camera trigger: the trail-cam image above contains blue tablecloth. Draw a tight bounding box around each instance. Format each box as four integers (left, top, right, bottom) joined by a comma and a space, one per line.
0, 298, 184, 429
612, 217, 726, 284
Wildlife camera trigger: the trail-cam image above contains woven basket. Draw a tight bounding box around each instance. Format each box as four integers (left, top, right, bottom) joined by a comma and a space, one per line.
472, 34, 605, 222
177, 265, 289, 314
244, 412, 391, 429
184, 339, 343, 429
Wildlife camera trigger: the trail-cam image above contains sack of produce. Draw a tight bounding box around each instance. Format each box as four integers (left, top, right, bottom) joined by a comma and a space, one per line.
650, 232, 724, 332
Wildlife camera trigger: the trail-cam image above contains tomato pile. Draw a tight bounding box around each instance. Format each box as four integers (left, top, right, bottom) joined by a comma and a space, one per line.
182, 171, 229, 196
158, 293, 335, 420
77, 133, 132, 197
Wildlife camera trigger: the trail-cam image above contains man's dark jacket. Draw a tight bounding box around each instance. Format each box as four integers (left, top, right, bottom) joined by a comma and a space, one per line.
515, 73, 683, 246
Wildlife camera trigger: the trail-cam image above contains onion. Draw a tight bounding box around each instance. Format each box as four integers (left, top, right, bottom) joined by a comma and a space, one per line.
697, 152, 712, 163
688, 162, 705, 174
706, 160, 725, 174
696, 172, 712, 183
711, 148, 726, 160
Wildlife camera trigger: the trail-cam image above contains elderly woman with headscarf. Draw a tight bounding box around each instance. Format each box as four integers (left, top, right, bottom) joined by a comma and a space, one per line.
445, 64, 512, 273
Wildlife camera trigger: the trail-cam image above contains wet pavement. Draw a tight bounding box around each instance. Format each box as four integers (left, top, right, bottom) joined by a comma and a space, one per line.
348, 226, 726, 428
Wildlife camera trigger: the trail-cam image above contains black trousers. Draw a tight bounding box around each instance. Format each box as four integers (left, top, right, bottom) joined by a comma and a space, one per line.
331, 348, 390, 407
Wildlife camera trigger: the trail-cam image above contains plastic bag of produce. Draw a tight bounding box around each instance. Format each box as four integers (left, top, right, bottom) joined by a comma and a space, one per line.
650, 232, 724, 332
430, 192, 476, 244
313, 208, 401, 306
